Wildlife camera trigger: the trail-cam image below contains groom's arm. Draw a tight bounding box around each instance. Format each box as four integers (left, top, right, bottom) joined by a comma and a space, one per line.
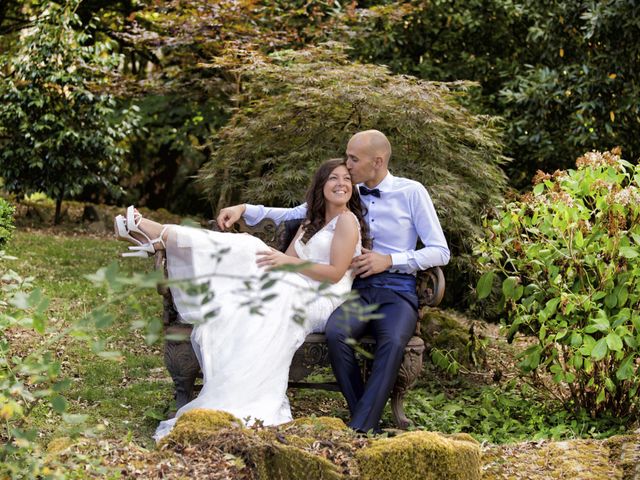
217, 203, 308, 230
244, 203, 308, 226
397, 184, 450, 270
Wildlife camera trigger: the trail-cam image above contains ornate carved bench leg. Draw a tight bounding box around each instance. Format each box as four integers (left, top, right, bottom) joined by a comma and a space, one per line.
164, 326, 200, 412
391, 336, 425, 429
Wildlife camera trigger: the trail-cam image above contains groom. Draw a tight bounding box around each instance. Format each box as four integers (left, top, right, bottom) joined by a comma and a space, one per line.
217, 130, 450, 433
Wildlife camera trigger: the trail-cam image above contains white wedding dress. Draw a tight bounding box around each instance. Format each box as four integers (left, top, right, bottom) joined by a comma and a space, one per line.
153, 212, 361, 441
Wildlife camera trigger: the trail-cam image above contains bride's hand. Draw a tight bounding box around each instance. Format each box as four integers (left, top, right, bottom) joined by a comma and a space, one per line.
256, 248, 296, 269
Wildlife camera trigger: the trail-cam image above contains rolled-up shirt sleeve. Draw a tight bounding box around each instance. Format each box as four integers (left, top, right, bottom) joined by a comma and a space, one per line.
243, 203, 308, 226
390, 186, 450, 270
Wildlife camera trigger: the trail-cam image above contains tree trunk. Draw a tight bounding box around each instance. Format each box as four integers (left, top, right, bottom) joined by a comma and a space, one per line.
54, 196, 62, 225
0, 2, 8, 28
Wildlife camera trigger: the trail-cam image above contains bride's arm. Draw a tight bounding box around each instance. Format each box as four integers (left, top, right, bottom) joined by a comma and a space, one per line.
256, 213, 359, 284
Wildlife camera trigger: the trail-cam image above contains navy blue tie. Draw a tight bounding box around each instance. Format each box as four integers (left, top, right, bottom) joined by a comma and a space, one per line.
359, 185, 381, 198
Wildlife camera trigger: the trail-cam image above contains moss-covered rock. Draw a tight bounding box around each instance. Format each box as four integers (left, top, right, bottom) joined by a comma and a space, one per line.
284, 416, 348, 433
482, 436, 636, 479
421, 309, 487, 370
180, 427, 345, 479
256, 417, 362, 478
255, 443, 344, 480
604, 434, 640, 480
542, 440, 616, 479
162, 409, 244, 446
356, 430, 481, 480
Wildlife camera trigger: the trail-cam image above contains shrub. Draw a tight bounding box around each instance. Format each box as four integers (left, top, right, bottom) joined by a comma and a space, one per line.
476, 148, 640, 418
198, 44, 508, 308
0, 198, 14, 247
0, 1, 139, 224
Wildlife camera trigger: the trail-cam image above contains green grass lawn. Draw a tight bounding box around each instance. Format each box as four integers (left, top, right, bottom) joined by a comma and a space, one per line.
5, 229, 171, 447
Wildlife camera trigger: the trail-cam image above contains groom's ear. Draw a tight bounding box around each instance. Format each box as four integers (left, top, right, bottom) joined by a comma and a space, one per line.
373, 156, 384, 168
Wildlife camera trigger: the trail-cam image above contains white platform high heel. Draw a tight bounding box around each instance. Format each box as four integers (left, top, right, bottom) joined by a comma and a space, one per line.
113, 214, 151, 257
113, 207, 168, 258
125, 205, 169, 257
114, 214, 138, 244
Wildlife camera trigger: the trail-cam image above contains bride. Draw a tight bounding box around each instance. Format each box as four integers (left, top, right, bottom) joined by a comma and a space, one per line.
113, 159, 367, 441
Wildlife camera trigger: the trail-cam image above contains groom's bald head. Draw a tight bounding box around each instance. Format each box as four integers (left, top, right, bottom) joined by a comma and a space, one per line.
345, 130, 392, 187
349, 130, 392, 165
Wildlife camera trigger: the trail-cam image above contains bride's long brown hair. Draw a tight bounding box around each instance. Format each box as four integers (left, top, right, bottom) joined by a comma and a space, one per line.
301, 158, 370, 247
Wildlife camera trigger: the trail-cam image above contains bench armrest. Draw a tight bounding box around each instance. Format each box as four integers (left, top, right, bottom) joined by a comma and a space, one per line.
417, 266, 445, 308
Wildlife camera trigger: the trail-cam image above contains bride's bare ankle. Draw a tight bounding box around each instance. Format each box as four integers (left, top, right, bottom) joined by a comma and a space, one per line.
130, 231, 147, 244
158, 225, 172, 250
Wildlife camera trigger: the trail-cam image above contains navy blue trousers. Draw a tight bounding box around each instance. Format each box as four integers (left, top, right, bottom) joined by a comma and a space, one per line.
325, 280, 418, 433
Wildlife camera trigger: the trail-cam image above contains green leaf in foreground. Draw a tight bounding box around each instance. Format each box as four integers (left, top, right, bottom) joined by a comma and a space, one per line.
477, 271, 495, 300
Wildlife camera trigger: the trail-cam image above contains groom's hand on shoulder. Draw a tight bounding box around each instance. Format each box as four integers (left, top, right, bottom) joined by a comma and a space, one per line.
351, 249, 392, 278
216, 204, 246, 230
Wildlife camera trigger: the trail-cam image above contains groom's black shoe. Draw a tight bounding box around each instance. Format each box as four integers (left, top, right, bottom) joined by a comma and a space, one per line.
349, 425, 383, 437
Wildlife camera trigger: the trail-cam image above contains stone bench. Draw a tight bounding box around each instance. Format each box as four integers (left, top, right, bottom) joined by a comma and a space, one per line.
155, 217, 445, 429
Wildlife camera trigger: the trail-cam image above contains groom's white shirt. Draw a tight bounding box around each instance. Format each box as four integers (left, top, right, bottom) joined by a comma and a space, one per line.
243, 172, 450, 275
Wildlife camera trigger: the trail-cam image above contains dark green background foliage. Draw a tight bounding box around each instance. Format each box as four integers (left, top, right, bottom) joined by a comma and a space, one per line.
0, 2, 139, 223
344, 0, 640, 186
3, 0, 637, 212
198, 45, 508, 307
0, 198, 15, 247
106, 95, 228, 215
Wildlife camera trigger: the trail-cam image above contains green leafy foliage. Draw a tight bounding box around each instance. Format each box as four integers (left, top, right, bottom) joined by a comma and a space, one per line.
0, 246, 165, 478
0, 198, 14, 247
499, 1, 640, 185
405, 379, 626, 444
120, 95, 227, 215
198, 44, 508, 308
0, 256, 70, 478
476, 148, 640, 418
346, 0, 528, 90
126, 0, 343, 77
251, 0, 351, 47
0, 1, 139, 223
342, 1, 640, 186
